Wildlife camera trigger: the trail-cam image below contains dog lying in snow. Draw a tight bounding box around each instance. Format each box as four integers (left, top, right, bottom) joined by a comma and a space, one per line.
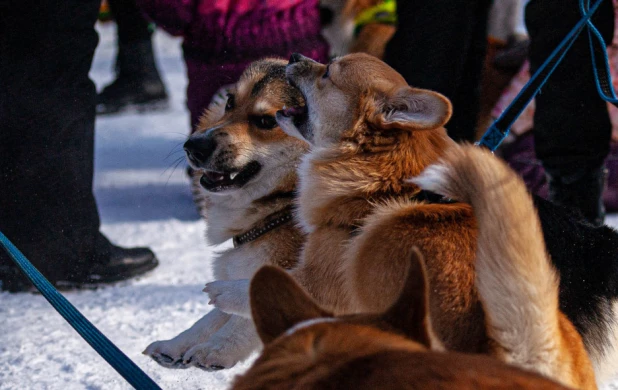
233, 243, 572, 389
206, 53, 618, 383
143, 59, 308, 370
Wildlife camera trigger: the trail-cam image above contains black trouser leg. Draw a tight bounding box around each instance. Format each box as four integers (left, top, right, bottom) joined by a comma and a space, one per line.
107, 0, 153, 44
526, 0, 614, 225
527, 0, 614, 172
384, 0, 492, 142
0, 0, 102, 282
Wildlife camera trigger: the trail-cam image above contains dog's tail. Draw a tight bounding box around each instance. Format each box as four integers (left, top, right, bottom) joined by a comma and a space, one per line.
411, 145, 562, 376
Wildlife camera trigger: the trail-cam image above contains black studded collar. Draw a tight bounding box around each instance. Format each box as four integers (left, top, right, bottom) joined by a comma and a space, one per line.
232, 205, 295, 247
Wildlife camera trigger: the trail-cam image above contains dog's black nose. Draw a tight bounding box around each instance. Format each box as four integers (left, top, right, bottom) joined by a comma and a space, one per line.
289, 53, 305, 64
184, 134, 216, 167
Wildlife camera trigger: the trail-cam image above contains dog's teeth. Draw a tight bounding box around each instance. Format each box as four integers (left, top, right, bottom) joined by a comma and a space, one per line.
230, 172, 238, 180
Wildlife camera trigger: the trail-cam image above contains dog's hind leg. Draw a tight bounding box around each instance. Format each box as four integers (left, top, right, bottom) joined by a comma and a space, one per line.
143, 308, 230, 369
413, 145, 596, 389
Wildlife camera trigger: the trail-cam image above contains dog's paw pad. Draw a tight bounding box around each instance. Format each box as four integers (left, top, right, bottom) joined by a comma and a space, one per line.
144, 340, 191, 369
183, 342, 240, 371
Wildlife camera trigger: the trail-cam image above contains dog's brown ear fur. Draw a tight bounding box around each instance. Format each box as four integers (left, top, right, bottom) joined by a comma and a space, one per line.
250, 266, 333, 344
366, 87, 452, 132
379, 248, 442, 350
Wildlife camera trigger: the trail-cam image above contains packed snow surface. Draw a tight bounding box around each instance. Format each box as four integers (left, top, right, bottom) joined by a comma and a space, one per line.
1, 23, 617, 390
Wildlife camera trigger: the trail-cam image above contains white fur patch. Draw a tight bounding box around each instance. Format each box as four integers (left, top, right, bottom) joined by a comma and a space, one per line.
409, 164, 452, 196
593, 301, 618, 384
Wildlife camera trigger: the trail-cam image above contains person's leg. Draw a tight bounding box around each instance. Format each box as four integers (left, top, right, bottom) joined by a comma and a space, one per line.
383, 0, 492, 142
0, 0, 158, 292
108, 0, 152, 44
96, 0, 168, 115
449, 0, 493, 142
526, 0, 614, 225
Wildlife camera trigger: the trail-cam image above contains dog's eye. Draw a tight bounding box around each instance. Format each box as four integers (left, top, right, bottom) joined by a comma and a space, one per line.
322, 64, 330, 79
225, 94, 235, 111
252, 115, 278, 130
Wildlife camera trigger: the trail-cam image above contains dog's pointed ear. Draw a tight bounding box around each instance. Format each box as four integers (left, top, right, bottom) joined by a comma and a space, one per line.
250, 266, 333, 344
380, 248, 443, 350
367, 87, 452, 131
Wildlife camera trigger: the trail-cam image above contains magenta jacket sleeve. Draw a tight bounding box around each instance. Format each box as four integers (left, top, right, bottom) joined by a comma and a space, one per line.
136, 0, 195, 36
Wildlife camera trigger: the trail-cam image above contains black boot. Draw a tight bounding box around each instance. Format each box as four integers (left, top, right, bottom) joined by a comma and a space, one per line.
96, 40, 169, 115
546, 165, 607, 227
0, 234, 159, 292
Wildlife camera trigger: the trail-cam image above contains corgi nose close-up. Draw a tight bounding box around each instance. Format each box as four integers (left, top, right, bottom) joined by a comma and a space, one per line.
184, 135, 217, 167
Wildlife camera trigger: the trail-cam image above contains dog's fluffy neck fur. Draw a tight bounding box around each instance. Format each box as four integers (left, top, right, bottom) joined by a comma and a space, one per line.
297, 127, 455, 234
203, 172, 299, 245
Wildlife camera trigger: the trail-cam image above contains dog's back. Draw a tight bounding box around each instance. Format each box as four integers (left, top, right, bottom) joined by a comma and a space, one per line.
414, 145, 596, 389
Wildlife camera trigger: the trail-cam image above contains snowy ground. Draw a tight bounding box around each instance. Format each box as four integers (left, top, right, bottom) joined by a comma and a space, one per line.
1, 23, 618, 390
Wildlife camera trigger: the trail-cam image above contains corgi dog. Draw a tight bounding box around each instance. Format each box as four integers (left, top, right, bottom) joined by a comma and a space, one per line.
208, 53, 617, 385
143, 59, 308, 370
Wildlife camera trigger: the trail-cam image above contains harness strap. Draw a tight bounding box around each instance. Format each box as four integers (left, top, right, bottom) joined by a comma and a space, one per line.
412, 189, 457, 205
0, 231, 161, 390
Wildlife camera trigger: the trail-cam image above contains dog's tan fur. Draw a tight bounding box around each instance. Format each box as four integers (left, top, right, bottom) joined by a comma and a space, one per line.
232, 252, 570, 390
414, 145, 596, 390
272, 53, 595, 388
144, 59, 308, 370
276, 54, 484, 352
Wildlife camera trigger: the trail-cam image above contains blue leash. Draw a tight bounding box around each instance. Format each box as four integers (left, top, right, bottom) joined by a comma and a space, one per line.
478, 0, 615, 151
0, 231, 162, 390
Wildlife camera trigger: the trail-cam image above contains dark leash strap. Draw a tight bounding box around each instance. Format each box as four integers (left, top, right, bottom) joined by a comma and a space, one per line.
0, 231, 161, 390
412, 190, 457, 205
581, 0, 618, 105
477, 0, 612, 151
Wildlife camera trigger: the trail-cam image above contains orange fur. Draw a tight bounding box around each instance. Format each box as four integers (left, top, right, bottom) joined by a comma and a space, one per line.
283, 53, 596, 388
413, 145, 596, 389
233, 253, 570, 390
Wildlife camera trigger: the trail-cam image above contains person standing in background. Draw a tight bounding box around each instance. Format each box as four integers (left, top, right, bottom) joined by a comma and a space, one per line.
0, 0, 159, 292
525, 0, 614, 226
96, 0, 169, 115
136, 0, 330, 131
383, 0, 493, 142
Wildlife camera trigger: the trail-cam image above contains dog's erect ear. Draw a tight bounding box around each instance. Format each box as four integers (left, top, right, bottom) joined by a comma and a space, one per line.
367, 87, 452, 131
250, 266, 333, 344
380, 248, 443, 350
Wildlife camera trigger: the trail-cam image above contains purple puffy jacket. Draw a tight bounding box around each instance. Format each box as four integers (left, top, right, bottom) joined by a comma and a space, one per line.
137, 0, 330, 129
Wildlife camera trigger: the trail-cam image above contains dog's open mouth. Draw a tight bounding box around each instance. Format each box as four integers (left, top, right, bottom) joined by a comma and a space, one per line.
199, 161, 261, 192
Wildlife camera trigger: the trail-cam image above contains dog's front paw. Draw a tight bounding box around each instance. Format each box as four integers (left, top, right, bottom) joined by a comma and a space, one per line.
143, 339, 192, 369
182, 341, 242, 371
203, 280, 251, 318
